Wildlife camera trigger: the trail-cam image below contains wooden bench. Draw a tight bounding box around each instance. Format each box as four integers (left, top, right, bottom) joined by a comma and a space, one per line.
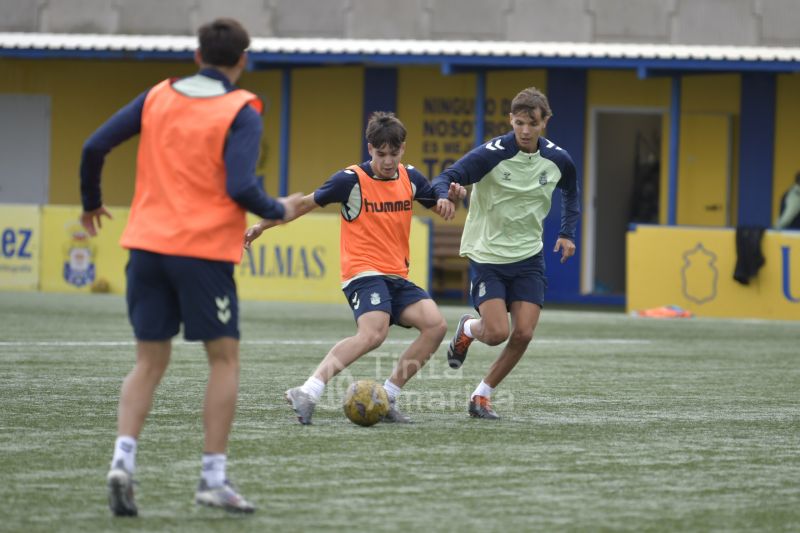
431, 224, 470, 303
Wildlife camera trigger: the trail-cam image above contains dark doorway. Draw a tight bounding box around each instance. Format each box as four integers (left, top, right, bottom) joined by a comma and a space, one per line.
591, 111, 662, 295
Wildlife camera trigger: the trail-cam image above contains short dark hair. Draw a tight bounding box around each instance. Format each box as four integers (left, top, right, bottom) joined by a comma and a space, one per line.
197, 18, 250, 67
795, 171, 800, 185
365, 112, 407, 150
511, 87, 552, 120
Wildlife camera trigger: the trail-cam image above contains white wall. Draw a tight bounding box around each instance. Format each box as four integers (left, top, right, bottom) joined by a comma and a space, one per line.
1, 0, 798, 47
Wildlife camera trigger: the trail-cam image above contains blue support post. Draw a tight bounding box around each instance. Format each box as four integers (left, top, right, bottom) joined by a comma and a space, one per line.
362, 68, 398, 160
738, 73, 776, 227
544, 69, 589, 303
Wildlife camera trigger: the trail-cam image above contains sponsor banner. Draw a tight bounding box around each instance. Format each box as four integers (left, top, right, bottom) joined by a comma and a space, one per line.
40, 205, 128, 294
627, 225, 800, 320
0, 204, 40, 291
238, 213, 430, 303
37, 206, 430, 303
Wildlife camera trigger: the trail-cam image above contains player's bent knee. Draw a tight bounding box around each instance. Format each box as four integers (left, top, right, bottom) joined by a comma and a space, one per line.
132, 362, 168, 384
360, 330, 388, 351
508, 330, 533, 346
208, 355, 240, 372
482, 329, 509, 346
429, 318, 448, 342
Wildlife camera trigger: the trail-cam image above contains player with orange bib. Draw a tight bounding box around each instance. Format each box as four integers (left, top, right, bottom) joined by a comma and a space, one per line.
80, 18, 302, 517
245, 111, 464, 425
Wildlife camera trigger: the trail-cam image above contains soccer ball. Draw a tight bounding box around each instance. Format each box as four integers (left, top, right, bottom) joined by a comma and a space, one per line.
342, 380, 390, 427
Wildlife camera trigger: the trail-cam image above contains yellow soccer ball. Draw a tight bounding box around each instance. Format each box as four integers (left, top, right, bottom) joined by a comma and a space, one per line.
90, 277, 110, 293
342, 380, 389, 427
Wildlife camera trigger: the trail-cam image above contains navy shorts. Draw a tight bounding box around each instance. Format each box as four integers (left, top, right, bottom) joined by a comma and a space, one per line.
469, 252, 547, 311
342, 276, 430, 326
126, 249, 239, 341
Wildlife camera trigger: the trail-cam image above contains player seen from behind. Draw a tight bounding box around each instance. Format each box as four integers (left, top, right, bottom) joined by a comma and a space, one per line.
80, 18, 303, 516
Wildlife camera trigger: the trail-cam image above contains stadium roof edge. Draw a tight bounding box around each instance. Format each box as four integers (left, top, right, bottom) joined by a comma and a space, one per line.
2, 32, 800, 73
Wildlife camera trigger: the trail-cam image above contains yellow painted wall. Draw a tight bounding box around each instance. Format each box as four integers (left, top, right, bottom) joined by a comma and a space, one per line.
681, 74, 741, 113
586, 70, 671, 224
239, 213, 430, 302
680, 74, 741, 225
397, 67, 475, 225
0, 59, 191, 205
587, 70, 671, 108
627, 225, 800, 320
587, 73, 747, 228
485, 70, 547, 140
676, 113, 732, 226
0, 58, 283, 204
240, 70, 284, 198
30, 205, 429, 301
398, 68, 475, 173
287, 66, 364, 214
773, 74, 800, 223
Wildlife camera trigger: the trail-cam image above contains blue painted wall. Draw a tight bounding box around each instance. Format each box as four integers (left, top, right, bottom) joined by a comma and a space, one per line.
362, 67, 398, 160
738, 73, 776, 228
542, 69, 589, 303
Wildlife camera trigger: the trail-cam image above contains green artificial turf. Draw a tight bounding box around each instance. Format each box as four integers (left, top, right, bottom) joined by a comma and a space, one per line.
1, 291, 798, 532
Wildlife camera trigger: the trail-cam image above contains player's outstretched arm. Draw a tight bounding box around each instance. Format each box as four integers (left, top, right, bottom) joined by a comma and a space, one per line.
279, 192, 310, 222
553, 237, 576, 264
244, 193, 316, 249
80, 206, 113, 237
433, 182, 467, 221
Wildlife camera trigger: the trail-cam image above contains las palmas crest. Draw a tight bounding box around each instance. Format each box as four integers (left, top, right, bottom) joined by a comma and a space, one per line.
681, 243, 717, 304
63, 222, 96, 288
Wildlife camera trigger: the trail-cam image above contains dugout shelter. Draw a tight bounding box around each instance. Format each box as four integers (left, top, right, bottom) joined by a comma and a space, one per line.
2, 31, 800, 316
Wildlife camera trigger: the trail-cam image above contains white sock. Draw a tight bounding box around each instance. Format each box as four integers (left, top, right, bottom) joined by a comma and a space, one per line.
383, 379, 402, 403
463, 319, 477, 339
201, 453, 227, 489
300, 376, 326, 402
471, 380, 495, 399
111, 435, 137, 473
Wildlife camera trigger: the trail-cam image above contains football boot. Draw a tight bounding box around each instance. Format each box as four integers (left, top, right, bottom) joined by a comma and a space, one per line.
468, 395, 500, 420
285, 387, 316, 425
195, 479, 255, 513
381, 399, 412, 423
447, 314, 475, 369
107, 460, 138, 517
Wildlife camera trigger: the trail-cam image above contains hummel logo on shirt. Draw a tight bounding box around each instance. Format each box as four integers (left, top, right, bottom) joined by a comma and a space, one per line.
485, 139, 505, 151
215, 296, 231, 324
363, 198, 412, 213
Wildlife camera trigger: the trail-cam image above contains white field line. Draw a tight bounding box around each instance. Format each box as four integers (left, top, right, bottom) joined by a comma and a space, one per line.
0, 338, 652, 347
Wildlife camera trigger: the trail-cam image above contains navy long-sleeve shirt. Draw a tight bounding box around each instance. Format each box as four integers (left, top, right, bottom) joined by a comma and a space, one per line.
313, 161, 438, 213
431, 132, 580, 263
80, 68, 285, 220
